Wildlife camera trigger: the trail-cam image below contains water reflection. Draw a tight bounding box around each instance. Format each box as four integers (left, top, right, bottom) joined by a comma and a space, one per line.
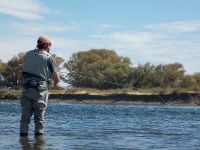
19, 136, 45, 150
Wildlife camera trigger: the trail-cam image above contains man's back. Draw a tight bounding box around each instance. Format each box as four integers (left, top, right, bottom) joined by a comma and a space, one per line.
22, 49, 52, 83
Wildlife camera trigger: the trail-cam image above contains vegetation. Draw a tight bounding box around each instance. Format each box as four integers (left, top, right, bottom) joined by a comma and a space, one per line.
64, 49, 132, 89
132, 62, 185, 89
0, 88, 22, 99
0, 49, 200, 93
0, 53, 25, 88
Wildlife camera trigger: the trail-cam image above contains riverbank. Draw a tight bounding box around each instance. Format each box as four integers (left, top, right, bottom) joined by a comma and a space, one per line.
48, 92, 200, 105
0, 89, 200, 105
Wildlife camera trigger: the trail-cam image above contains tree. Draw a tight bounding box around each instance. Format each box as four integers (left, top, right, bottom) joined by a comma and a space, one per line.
0, 59, 7, 87
132, 62, 185, 89
132, 62, 158, 88
193, 72, 200, 86
180, 75, 196, 88
3, 52, 25, 88
64, 49, 132, 89
154, 64, 165, 87
163, 63, 185, 87
0, 59, 7, 76
51, 54, 65, 70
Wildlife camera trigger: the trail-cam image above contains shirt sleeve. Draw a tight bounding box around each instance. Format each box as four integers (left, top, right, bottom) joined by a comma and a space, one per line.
47, 57, 58, 73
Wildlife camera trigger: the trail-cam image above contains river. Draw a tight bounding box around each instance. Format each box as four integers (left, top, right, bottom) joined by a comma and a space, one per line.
0, 101, 200, 149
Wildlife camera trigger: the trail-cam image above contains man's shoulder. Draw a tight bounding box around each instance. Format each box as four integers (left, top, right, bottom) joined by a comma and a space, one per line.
24, 49, 35, 56
26, 49, 36, 54
39, 50, 52, 58
48, 56, 56, 64
26, 49, 52, 58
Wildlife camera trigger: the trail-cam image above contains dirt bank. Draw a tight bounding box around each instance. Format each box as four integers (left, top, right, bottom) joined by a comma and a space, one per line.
1, 91, 200, 105
48, 92, 200, 105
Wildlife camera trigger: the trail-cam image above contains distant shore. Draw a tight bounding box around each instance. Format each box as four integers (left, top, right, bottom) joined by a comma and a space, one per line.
1, 90, 200, 105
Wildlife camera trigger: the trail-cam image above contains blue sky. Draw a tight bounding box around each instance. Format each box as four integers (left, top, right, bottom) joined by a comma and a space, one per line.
0, 0, 200, 73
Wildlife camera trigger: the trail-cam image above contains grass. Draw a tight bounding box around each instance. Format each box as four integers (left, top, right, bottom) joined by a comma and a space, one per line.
0, 88, 22, 99
1, 86, 200, 100
50, 87, 200, 95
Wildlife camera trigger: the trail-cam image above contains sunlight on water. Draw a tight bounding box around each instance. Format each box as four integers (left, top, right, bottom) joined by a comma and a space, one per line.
0, 101, 200, 149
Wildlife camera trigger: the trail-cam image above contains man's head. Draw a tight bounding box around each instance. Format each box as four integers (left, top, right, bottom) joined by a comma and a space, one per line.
37, 35, 52, 52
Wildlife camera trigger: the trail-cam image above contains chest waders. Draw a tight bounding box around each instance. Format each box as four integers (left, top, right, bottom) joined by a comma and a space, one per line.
20, 49, 52, 136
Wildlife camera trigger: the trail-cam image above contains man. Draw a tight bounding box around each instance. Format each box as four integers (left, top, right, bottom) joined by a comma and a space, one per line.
20, 35, 60, 136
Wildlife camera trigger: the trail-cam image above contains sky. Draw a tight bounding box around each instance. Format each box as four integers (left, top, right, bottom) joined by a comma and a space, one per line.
0, 0, 200, 73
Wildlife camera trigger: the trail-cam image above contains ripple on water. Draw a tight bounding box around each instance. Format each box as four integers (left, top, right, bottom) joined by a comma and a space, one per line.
1, 102, 200, 149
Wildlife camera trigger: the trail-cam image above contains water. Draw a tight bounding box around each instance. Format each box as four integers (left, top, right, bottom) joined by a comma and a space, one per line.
1, 102, 200, 150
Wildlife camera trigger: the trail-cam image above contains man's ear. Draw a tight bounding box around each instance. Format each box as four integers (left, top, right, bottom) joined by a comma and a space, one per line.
43, 43, 49, 52
44, 43, 48, 49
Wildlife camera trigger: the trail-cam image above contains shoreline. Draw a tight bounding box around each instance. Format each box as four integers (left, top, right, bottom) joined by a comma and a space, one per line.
1, 92, 200, 105
48, 92, 200, 105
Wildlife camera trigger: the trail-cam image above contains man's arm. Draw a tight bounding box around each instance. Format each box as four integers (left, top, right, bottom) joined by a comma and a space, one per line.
47, 57, 60, 85
52, 71, 60, 85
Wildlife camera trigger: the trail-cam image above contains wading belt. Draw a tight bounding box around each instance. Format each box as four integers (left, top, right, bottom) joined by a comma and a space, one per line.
22, 72, 48, 91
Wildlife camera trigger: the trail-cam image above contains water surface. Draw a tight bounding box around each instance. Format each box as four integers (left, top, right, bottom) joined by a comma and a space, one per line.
0, 101, 200, 149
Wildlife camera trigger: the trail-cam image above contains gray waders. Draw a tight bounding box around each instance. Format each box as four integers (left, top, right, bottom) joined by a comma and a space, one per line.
20, 88, 48, 135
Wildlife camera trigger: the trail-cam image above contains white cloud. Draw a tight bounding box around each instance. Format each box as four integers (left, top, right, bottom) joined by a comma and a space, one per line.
145, 20, 200, 33
0, 0, 48, 20
110, 32, 165, 44
51, 37, 84, 52
1, 31, 200, 73
97, 24, 113, 29
10, 23, 78, 35
0, 35, 86, 63
0, 35, 35, 62
95, 32, 165, 45
94, 23, 118, 30
91, 29, 200, 73
0, 19, 200, 73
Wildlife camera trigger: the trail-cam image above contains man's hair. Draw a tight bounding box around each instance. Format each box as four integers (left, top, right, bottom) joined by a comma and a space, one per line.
36, 35, 51, 50
37, 41, 46, 49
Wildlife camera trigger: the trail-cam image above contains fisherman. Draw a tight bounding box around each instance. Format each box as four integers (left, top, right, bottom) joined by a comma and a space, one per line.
20, 35, 60, 136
